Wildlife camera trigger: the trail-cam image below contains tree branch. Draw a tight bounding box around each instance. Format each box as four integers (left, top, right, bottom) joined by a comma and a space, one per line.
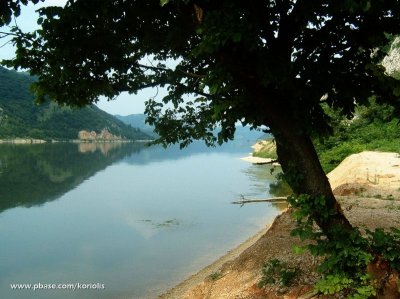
112, 78, 213, 99
136, 63, 169, 73
232, 196, 287, 205
137, 62, 206, 79
0, 31, 19, 38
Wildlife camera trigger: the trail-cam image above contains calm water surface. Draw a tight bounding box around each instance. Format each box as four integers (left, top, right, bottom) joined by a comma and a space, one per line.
0, 141, 282, 299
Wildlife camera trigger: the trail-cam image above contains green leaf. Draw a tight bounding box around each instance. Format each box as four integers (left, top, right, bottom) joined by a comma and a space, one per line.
393, 87, 400, 97
160, 0, 170, 7
293, 245, 306, 254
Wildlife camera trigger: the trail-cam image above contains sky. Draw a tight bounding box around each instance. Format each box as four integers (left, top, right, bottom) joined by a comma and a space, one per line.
0, 0, 160, 116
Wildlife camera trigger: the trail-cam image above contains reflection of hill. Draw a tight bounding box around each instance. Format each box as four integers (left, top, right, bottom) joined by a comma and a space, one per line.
0, 128, 264, 213
0, 142, 145, 213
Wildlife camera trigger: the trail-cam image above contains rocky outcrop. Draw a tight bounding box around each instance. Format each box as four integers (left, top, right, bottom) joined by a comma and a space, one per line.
382, 36, 400, 79
78, 128, 123, 141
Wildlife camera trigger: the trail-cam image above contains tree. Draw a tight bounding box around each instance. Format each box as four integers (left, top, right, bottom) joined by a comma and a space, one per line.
0, 0, 44, 26
2, 0, 400, 296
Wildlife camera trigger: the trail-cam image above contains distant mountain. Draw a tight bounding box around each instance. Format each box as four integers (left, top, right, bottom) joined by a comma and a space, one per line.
233, 126, 267, 141
115, 114, 158, 137
0, 66, 150, 140
116, 113, 266, 141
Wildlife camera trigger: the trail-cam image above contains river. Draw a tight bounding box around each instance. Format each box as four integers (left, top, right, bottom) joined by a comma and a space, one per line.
0, 139, 282, 299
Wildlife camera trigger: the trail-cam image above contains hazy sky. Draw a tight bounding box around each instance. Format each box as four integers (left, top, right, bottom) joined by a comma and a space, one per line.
0, 0, 161, 116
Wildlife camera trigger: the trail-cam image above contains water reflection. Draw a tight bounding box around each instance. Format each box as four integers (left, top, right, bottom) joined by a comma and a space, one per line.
77, 142, 128, 155
0, 139, 264, 214
241, 164, 289, 211
0, 139, 283, 299
242, 164, 279, 196
0, 142, 144, 213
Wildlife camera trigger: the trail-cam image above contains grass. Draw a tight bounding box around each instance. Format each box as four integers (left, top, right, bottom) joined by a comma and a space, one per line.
209, 271, 222, 281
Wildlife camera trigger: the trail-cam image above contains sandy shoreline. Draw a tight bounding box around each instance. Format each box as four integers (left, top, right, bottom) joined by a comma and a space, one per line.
159, 151, 400, 298
240, 155, 274, 164
159, 224, 272, 298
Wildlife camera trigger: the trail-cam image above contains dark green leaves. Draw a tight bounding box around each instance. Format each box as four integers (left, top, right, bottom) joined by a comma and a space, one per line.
367, 228, 400, 271
2, 0, 400, 147
0, 0, 44, 26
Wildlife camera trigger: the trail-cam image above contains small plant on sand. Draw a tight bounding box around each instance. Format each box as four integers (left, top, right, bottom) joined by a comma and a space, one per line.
386, 194, 395, 200
209, 271, 222, 281
258, 259, 299, 288
289, 194, 400, 298
354, 187, 366, 196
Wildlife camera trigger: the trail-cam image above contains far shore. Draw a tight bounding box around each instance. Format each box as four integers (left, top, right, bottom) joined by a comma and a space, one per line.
0, 138, 47, 144
0, 138, 152, 144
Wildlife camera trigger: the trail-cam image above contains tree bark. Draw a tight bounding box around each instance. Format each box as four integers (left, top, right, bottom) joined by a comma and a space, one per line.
265, 107, 399, 297
267, 109, 353, 240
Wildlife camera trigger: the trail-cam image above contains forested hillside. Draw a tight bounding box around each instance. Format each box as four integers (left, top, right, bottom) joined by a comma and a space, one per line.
0, 67, 150, 140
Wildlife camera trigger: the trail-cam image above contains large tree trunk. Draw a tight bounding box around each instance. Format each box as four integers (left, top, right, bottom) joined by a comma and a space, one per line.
267, 112, 352, 240
266, 109, 399, 297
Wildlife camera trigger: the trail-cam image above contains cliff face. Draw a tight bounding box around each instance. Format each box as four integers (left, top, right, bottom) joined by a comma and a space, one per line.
78, 128, 123, 141
382, 36, 400, 79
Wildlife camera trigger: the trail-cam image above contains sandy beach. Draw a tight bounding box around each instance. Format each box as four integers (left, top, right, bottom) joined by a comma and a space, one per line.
159, 226, 272, 299
240, 155, 275, 164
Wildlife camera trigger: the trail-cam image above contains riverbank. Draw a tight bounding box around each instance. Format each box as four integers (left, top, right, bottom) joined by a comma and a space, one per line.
160, 151, 400, 298
0, 138, 46, 144
240, 155, 275, 164
159, 226, 272, 299
0, 138, 150, 144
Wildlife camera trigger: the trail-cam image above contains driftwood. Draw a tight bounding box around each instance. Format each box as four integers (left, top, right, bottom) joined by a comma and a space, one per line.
253, 159, 279, 165
232, 196, 287, 205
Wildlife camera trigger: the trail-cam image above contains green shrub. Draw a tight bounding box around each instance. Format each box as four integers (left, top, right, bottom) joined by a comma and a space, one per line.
289, 193, 400, 299
258, 259, 299, 288
209, 271, 222, 281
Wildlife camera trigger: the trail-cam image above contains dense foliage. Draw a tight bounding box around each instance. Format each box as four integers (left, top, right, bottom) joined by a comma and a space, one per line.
0, 66, 150, 140
0, 0, 44, 26
316, 99, 400, 173
2, 1, 400, 145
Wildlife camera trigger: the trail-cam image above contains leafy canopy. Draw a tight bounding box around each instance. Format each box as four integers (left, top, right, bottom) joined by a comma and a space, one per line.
0, 0, 44, 26
2, 0, 400, 147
